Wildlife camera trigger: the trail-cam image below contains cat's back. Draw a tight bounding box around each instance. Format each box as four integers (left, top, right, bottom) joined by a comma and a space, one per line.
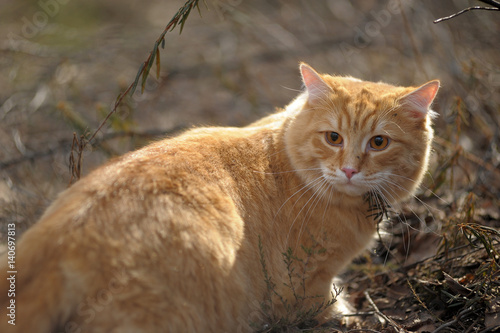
72, 124, 276, 197
1, 123, 280, 333
40, 123, 280, 247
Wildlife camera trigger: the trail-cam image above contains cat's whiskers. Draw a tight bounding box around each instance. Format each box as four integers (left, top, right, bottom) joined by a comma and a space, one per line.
367, 174, 443, 263
321, 182, 334, 233
362, 186, 394, 265
253, 167, 324, 175
361, 181, 414, 262
376, 104, 399, 122
281, 86, 303, 94
286, 176, 328, 248
370, 175, 428, 226
382, 172, 450, 205
307, 89, 332, 105
273, 176, 325, 222
294, 177, 331, 249
285, 177, 327, 226
314, 104, 341, 119
305, 88, 341, 118
370, 187, 386, 218
371, 103, 408, 136
362, 173, 432, 261
375, 184, 413, 259
267, 147, 288, 158
375, 173, 445, 229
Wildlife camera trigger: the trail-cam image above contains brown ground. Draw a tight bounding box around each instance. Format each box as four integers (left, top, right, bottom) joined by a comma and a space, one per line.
0, 0, 499, 332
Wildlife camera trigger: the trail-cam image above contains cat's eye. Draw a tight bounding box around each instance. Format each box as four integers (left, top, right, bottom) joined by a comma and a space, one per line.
325, 132, 343, 146
369, 135, 390, 150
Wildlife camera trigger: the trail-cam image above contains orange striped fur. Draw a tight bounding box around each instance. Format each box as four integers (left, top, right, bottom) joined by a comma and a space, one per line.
0, 64, 439, 332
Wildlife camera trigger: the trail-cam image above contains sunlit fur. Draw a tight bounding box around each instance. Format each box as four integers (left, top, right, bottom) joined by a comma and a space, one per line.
0, 64, 439, 333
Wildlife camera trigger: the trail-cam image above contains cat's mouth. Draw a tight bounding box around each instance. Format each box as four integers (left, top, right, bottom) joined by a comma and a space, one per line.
322, 173, 367, 197
336, 182, 366, 197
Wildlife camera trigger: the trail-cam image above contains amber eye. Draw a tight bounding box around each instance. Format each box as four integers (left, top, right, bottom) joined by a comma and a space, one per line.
369, 135, 390, 150
325, 132, 343, 146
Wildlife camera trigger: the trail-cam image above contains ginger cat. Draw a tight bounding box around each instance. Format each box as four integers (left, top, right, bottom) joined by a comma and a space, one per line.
0, 64, 439, 333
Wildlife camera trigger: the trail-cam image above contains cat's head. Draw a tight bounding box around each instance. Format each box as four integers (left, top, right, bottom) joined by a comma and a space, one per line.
284, 63, 439, 205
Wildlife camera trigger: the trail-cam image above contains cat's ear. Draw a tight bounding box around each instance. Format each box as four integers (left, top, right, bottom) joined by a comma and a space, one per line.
400, 80, 440, 118
300, 63, 331, 104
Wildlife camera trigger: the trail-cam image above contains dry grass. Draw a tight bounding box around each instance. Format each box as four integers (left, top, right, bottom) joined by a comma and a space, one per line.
0, 0, 499, 331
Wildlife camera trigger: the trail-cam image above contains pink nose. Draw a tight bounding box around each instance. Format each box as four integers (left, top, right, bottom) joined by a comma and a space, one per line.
341, 168, 358, 180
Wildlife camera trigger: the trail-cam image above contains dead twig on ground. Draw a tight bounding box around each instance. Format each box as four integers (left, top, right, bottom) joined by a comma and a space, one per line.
431, 307, 475, 332
407, 280, 443, 324
364, 290, 405, 333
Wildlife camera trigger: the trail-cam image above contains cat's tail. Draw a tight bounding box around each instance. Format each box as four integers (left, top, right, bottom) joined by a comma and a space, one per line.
0, 220, 82, 333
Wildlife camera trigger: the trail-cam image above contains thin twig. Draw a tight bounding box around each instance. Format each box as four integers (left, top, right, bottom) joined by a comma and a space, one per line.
433, 136, 500, 179
431, 307, 475, 332
434, 5, 499, 23
342, 311, 375, 317
364, 290, 405, 333
86, 0, 199, 145
69, 0, 201, 182
478, 0, 500, 8
464, 316, 481, 333
0, 127, 185, 171
407, 280, 443, 323
69, 133, 84, 185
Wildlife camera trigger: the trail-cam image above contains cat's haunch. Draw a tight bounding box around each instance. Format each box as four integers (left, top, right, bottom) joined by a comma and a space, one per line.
0, 63, 439, 333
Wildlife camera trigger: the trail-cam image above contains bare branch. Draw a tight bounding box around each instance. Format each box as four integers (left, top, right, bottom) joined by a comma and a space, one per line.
68, 0, 201, 182
434, 1, 500, 24
0, 127, 185, 172
364, 290, 405, 333
479, 0, 500, 7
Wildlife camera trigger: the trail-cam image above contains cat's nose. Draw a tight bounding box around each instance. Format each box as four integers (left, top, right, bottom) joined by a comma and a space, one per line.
341, 168, 358, 180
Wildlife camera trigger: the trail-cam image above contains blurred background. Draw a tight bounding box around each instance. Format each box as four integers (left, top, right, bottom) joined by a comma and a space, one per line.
1, 0, 499, 330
